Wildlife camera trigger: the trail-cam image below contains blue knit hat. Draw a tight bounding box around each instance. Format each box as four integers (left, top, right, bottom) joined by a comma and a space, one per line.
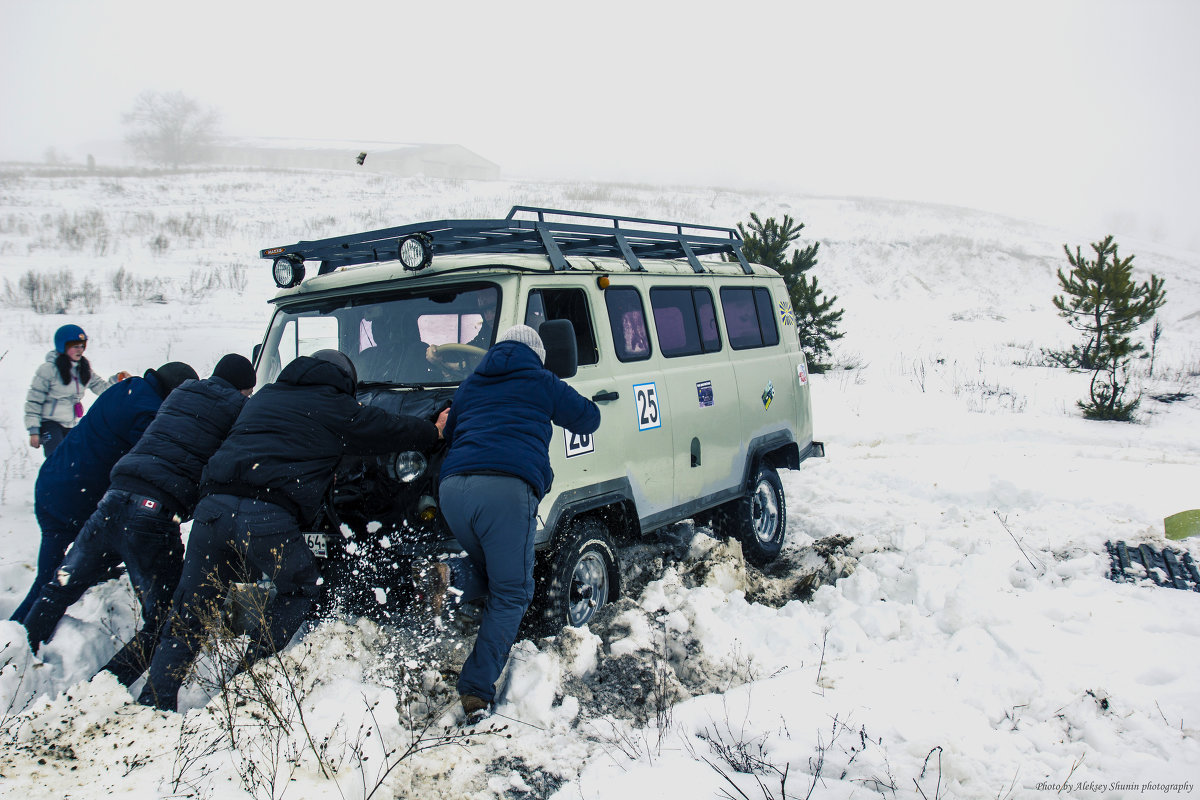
54, 324, 88, 354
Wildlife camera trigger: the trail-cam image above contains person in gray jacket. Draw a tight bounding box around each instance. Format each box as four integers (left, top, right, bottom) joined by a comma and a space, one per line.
24, 324, 129, 456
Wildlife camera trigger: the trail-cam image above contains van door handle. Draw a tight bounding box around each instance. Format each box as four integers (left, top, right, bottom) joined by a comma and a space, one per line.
592, 390, 620, 402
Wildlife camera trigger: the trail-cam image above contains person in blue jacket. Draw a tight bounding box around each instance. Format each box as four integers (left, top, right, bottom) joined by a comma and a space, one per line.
139, 350, 446, 711
9, 362, 198, 624
437, 324, 600, 723
20, 354, 256, 687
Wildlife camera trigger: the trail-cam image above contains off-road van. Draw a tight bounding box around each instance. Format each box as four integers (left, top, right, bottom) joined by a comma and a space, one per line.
253, 206, 823, 629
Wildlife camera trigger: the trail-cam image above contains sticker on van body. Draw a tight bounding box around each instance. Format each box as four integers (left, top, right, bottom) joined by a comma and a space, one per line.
797, 363, 808, 385
778, 300, 796, 326
565, 429, 595, 458
761, 380, 775, 410
633, 382, 662, 430
696, 380, 714, 408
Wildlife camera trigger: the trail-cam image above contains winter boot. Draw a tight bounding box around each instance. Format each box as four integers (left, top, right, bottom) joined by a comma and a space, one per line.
460, 693, 492, 726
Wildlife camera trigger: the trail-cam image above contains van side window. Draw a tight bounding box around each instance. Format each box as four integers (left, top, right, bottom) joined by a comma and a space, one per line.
695, 289, 721, 353
720, 286, 780, 350
604, 287, 652, 362
649, 287, 722, 358
524, 288, 599, 365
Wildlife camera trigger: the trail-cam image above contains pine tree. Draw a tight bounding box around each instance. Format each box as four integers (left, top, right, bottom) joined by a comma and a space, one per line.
737, 213, 844, 371
1052, 235, 1166, 420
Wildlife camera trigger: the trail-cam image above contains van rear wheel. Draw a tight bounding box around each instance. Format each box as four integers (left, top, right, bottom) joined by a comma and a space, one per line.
528, 518, 619, 635
712, 465, 787, 567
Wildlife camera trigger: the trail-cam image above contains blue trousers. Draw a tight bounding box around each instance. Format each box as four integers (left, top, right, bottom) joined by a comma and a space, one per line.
139, 494, 321, 711
11, 505, 85, 624
439, 473, 538, 704
21, 489, 183, 686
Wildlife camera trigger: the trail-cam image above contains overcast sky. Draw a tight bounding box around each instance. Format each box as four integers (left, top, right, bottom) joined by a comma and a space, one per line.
3, 0, 1199, 249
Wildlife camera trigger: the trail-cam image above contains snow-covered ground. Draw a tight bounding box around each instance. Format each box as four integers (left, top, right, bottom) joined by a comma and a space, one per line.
0, 167, 1198, 799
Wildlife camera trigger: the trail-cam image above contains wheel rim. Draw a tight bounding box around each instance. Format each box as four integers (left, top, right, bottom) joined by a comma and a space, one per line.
751, 479, 782, 544
568, 551, 609, 626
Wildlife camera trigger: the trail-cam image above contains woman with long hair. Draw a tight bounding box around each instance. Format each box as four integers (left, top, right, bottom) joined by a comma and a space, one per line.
24, 324, 129, 456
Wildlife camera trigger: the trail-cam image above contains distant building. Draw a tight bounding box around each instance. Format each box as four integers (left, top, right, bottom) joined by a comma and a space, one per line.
205, 137, 501, 180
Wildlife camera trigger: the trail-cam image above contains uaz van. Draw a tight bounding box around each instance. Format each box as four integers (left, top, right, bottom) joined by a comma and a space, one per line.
253, 206, 823, 630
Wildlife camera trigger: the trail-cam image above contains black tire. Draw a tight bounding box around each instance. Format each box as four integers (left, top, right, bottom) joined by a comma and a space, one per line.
711, 465, 787, 567
527, 518, 620, 635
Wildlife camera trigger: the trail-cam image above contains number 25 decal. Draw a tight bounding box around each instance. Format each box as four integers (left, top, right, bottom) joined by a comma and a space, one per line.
633, 382, 662, 431
565, 429, 595, 458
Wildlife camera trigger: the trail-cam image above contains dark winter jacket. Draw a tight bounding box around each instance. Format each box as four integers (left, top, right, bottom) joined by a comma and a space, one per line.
440, 340, 601, 499
34, 372, 166, 529
200, 355, 440, 526
108, 376, 249, 519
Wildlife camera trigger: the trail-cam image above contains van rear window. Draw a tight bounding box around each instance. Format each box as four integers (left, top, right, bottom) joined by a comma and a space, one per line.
649, 287, 722, 358
720, 287, 780, 350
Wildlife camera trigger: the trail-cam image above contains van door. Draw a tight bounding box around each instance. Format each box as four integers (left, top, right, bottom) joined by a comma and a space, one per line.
596, 285, 674, 522
646, 282, 740, 511
718, 284, 790, 466
520, 283, 660, 536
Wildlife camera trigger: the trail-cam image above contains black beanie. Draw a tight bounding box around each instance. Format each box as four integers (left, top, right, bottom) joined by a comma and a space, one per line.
212, 353, 257, 391
310, 348, 358, 385
151, 362, 199, 398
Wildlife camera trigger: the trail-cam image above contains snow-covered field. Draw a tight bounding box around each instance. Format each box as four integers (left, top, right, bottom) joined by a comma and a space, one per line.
1, 167, 1198, 799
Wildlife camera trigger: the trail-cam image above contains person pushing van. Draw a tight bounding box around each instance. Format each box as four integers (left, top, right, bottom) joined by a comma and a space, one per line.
437, 324, 600, 724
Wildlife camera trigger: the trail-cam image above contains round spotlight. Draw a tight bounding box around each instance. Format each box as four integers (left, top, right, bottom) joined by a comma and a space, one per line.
398, 235, 432, 270
272, 257, 305, 288
387, 450, 428, 483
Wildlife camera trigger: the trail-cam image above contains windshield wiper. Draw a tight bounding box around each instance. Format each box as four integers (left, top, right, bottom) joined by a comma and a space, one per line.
357, 381, 427, 391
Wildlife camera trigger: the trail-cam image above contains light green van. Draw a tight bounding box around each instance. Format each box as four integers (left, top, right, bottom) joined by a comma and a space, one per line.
254, 206, 823, 629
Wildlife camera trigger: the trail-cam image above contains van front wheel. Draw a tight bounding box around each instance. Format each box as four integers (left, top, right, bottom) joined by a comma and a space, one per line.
528, 518, 619, 635
712, 465, 787, 567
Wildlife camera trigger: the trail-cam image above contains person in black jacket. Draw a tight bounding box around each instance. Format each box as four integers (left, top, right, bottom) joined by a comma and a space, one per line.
139, 350, 446, 711
20, 355, 257, 687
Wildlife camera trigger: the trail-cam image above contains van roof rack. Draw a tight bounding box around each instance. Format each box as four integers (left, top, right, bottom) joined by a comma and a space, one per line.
261, 205, 754, 276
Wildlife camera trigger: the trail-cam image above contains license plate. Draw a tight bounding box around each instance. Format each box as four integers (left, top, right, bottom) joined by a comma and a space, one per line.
303, 533, 328, 558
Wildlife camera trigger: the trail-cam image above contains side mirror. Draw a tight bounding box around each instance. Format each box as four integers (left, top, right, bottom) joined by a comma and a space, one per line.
540, 319, 578, 379
252, 344, 262, 364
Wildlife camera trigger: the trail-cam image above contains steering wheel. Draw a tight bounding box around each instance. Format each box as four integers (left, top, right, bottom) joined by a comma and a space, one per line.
431, 343, 487, 360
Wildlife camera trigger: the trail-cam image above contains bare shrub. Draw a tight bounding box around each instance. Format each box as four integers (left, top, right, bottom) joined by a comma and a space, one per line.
3, 268, 76, 313
182, 264, 248, 300
56, 209, 111, 255
167, 568, 505, 799
149, 234, 170, 256
954, 379, 1028, 413
111, 267, 166, 304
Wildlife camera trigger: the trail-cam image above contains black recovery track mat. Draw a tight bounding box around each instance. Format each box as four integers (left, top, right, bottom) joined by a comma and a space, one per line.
1106, 541, 1200, 592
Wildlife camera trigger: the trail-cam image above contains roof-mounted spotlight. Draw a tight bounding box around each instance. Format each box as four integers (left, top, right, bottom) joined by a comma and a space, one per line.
398, 234, 433, 271
272, 256, 305, 288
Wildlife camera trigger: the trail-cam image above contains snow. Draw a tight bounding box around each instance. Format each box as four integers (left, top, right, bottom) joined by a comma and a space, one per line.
1, 167, 1199, 798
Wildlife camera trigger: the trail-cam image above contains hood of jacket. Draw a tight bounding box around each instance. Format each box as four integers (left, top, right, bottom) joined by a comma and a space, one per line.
277, 355, 355, 394
474, 340, 544, 380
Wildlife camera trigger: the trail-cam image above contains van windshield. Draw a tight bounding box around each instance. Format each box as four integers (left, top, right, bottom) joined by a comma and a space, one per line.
256, 284, 499, 387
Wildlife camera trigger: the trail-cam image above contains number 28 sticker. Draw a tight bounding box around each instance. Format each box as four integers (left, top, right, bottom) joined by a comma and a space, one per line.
565, 429, 595, 458
633, 382, 662, 431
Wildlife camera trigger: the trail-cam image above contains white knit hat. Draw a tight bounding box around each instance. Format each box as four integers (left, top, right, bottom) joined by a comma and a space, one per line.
497, 324, 546, 364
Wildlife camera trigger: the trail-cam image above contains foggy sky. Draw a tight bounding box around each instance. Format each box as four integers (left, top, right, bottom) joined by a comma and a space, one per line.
3, 0, 1199, 249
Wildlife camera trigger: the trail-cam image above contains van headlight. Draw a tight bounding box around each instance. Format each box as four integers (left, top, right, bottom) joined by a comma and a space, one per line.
387, 451, 427, 483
